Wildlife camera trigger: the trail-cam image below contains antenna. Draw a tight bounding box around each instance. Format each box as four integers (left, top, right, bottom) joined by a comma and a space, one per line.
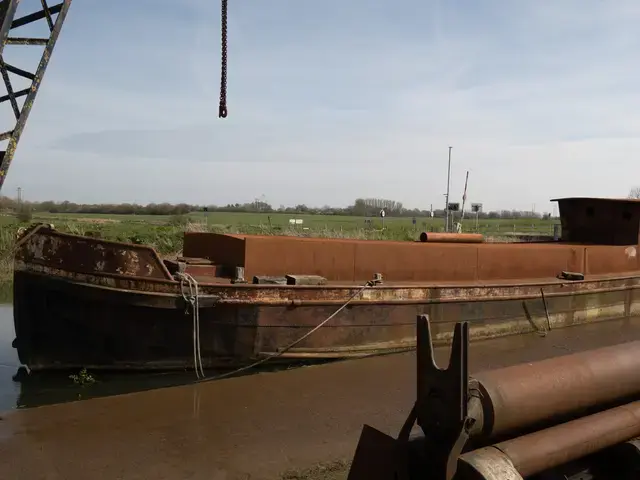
445, 146, 452, 232
459, 171, 470, 231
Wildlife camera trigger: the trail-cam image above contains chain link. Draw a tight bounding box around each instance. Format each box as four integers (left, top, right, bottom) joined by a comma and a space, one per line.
218, 0, 228, 118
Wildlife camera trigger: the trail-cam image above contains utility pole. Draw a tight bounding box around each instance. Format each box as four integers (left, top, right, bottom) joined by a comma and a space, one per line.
17, 186, 22, 204
445, 146, 452, 232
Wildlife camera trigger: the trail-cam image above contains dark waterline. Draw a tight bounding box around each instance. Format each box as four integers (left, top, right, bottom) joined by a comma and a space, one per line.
0, 299, 328, 412
0, 302, 215, 412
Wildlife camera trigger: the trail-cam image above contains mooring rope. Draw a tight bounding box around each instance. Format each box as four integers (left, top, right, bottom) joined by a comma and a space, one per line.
522, 287, 553, 337
188, 276, 381, 384
540, 287, 552, 332
175, 272, 206, 379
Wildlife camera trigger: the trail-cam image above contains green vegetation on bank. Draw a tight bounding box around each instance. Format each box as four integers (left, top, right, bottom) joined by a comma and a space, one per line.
0, 196, 557, 289
0, 209, 557, 288
0, 210, 556, 249
0, 280, 11, 303
0, 195, 554, 220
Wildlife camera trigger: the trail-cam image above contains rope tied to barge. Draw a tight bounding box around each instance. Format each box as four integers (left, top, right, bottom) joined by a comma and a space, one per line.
176, 272, 206, 379
184, 275, 383, 384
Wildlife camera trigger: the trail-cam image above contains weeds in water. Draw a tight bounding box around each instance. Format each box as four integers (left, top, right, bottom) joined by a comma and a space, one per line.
69, 368, 96, 385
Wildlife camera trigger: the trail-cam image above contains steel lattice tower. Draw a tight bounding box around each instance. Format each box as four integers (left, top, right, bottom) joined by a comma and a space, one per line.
0, 0, 72, 194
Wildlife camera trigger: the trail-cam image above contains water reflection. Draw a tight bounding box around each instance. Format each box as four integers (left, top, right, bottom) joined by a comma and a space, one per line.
14, 368, 199, 410
0, 296, 322, 412
0, 300, 201, 411
0, 300, 19, 411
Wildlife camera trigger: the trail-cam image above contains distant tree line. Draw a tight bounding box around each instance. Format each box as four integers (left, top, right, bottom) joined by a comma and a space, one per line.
0, 195, 553, 220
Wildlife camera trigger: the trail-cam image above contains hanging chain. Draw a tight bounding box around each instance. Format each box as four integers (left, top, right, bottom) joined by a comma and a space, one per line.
218, 0, 228, 118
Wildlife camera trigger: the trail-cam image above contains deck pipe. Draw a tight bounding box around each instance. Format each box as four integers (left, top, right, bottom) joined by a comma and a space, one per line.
458, 400, 640, 479
418, 232, 484, 243
465, 339, 640, 440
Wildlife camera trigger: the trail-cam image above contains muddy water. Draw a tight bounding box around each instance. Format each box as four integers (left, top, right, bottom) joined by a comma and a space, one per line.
0, 304, 19, 411
2, 316, 640, 480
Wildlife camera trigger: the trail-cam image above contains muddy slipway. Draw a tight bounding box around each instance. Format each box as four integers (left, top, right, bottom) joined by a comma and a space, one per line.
1, 307, 639, 480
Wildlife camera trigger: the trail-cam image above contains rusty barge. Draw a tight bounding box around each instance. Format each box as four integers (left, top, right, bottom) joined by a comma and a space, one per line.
10, 197, 640, 372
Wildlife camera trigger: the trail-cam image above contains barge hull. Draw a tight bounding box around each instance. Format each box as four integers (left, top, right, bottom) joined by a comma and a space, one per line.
13, 269, 640, 371
10, 224, 640, 372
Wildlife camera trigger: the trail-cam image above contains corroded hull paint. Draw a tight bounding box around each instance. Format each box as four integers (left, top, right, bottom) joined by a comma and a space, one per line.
11, 226, 640, 371
12, 268, 640, 371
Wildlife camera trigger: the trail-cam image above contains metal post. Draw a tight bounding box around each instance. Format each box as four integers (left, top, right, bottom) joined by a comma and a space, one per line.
445, 146, 452, 232
0, 1, 20, 46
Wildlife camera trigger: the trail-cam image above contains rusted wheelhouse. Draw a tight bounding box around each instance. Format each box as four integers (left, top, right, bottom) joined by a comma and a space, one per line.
10, 196, 640, 372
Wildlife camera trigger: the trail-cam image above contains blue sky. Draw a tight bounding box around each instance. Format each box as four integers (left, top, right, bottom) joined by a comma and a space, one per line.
2, 0, 640, 212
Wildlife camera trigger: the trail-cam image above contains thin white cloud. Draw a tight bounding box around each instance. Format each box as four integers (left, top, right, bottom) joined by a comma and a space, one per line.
3, 0, 640, 212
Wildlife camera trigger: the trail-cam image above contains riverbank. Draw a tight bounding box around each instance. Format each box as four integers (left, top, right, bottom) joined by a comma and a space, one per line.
2, 317, 640, 480
0, 216, 533, 285
0, 283, 10, 303
0, 216, 425, 282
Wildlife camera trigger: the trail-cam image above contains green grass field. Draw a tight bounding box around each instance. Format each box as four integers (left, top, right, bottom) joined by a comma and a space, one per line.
0, 210, 559, 288
0, 210, 557, 233
0, 210, 558, 283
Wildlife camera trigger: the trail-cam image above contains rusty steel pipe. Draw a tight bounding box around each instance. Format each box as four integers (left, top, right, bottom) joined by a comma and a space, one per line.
460, 400, 640, 479
468, 339, 640, 439
418, 232, 484, 243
